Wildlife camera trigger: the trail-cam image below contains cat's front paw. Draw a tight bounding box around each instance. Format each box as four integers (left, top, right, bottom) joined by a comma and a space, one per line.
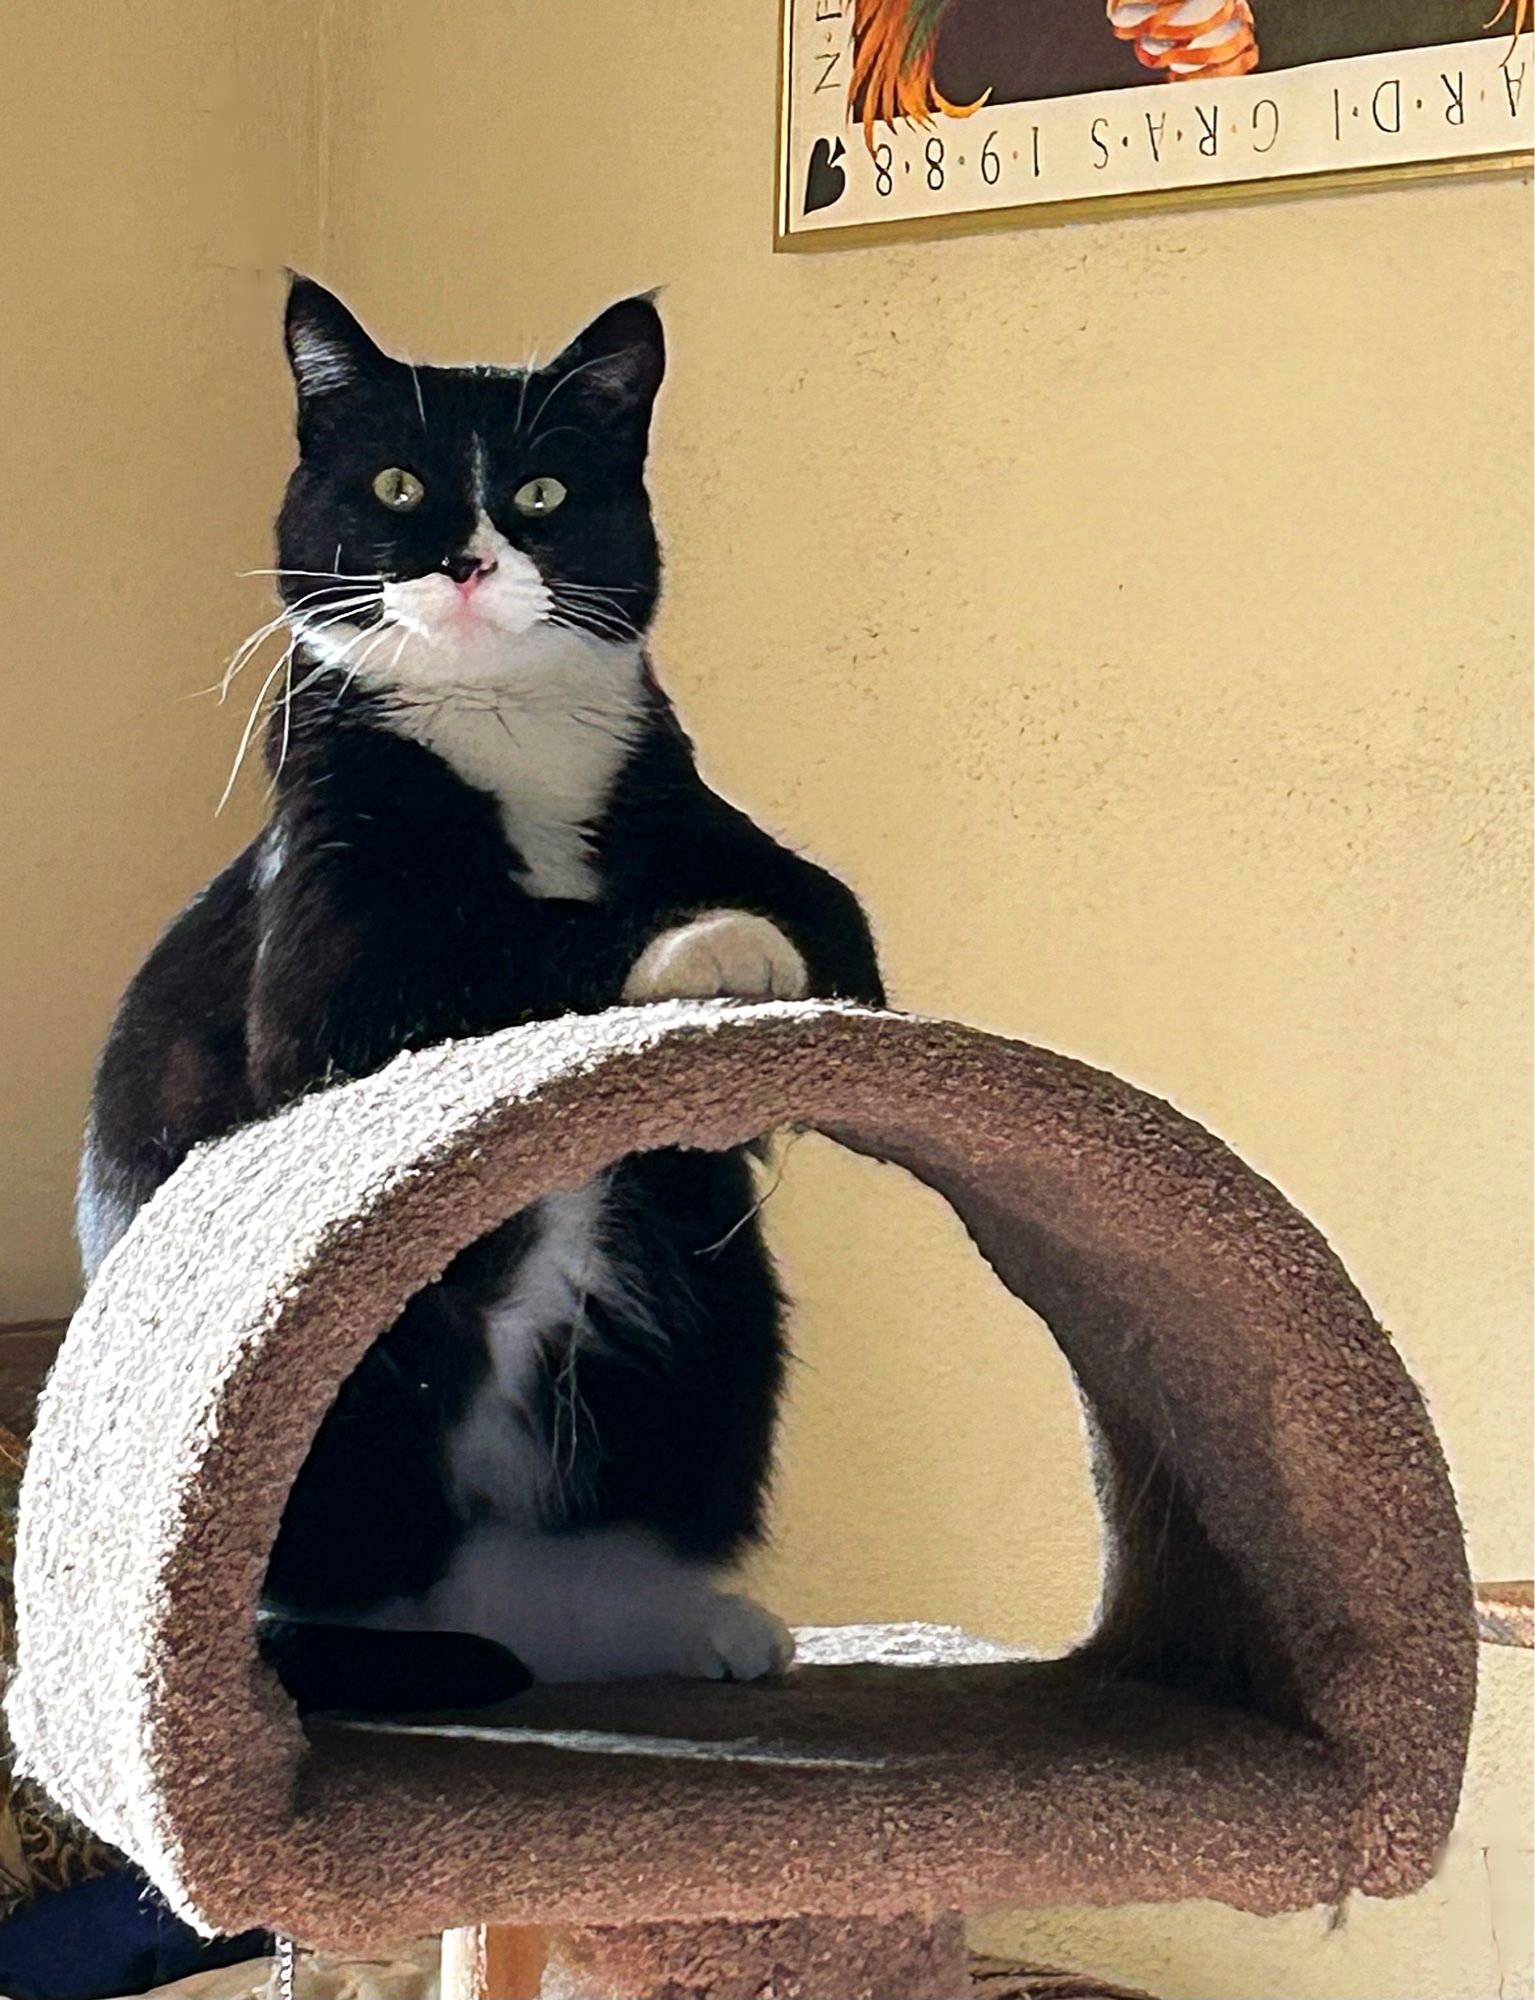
681, 1592, 796, 1682
622, 911, 808, 1005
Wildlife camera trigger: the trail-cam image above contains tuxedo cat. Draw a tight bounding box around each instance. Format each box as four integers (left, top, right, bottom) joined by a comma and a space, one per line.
77, 280, 882, 1712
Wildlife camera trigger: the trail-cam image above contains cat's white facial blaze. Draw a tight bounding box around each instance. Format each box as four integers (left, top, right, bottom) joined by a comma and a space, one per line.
296, 527, 646, 901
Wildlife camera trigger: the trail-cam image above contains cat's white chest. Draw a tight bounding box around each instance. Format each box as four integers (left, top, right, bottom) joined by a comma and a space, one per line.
377, 633, 646, 900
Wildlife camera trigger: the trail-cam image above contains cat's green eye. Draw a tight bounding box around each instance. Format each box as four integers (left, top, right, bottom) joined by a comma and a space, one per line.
372, 466, 425, 511
513, 476, 567, 517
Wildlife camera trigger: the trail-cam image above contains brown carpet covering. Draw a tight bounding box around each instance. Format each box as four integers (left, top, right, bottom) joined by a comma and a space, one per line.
4, 1002, 1475, 1951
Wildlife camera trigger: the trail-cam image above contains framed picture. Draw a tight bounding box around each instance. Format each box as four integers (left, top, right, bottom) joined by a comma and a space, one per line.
777, 0, 1533, 243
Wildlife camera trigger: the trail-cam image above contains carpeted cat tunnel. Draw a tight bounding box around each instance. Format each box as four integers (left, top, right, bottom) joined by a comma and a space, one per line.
6, 1002, 1475, 2000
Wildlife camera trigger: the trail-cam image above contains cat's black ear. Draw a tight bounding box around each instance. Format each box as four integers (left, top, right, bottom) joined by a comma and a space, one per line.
550, 294, 666, 421
284, 276, 392, 405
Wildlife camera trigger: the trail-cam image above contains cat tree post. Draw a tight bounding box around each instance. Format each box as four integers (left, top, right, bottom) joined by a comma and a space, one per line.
537, 1915, 972, 1999
441, 1924, 548, 2000
442, 1916, 972, 2000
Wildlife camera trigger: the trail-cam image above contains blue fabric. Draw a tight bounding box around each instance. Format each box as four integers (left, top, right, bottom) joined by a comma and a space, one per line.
0, 1869, 268, 2000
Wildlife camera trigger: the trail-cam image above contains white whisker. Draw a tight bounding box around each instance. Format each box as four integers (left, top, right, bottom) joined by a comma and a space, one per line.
216, 646, 294, 816
283, 657, 341, 704
241, 566, 386, 583
207, 588, 378, 702
512, 347, 543, 437
210, 613, 291, 703
221, 604, 383, 806
285, 598, 380, 644
294, 616, 407, 708
357, 625, 411, 703
375, 603, 431, 641
552, 606, 639, 645
525, 348, 624, 438
278, 607, 390, 693
555, 596, 646, 626
275, 651, 295, 782
560, 600, 639, 630
522, 423, 599, 453
340, 620, 406, 686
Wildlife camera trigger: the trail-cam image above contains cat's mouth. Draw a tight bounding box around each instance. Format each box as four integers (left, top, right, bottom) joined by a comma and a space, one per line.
384, 565, 554, 648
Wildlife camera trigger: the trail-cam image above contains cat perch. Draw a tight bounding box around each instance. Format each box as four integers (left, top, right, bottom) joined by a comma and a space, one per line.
5, 1002, 1475, 1997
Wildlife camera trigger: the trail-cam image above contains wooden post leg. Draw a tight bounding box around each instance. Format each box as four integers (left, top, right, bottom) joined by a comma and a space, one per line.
441, 1924, 548, 2000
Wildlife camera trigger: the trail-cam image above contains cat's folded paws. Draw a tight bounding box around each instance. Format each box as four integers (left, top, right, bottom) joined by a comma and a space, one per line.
622, 910, 809, 1005
681, 1592, 796, 1682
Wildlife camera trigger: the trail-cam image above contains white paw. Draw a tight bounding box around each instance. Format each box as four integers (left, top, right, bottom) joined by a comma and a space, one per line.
622, 911, 809, 1005
680, 1593, 797, 1682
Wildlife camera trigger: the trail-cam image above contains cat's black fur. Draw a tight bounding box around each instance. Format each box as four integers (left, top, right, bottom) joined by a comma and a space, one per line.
79, 280, 882, 1711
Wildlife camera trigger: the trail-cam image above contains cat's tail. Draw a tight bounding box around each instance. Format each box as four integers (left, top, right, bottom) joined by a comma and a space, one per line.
259, 1617, 532, 1716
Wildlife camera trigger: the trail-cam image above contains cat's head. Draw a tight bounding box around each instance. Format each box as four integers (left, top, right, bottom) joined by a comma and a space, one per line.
275, 277, 663, 695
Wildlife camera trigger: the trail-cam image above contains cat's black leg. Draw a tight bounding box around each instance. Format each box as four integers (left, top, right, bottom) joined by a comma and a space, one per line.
265, 1284, 483, 1616
741, 846, 885, 1007
573, 1148, 787, 1560
259, 1619, 531, 1716
260, 1280, 539, 1713
600, 793, 884, 1010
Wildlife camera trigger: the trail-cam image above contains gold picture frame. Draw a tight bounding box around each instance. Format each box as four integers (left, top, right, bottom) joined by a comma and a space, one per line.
776, 0, 1533, 248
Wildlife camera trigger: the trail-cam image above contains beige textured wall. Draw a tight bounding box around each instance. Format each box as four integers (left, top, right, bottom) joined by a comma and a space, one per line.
0, 0, 321, 1318
1, 5, 1529, 1994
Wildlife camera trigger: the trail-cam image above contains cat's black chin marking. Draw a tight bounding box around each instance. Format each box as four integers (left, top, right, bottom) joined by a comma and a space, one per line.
81, 278, 884, 1714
